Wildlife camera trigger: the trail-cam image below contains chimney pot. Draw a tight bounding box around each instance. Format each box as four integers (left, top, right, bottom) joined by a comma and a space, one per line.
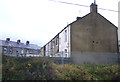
6, 38, 10, 42
17, 40, 20, 44
76, 17, 81, 20
26, 41, 30, 45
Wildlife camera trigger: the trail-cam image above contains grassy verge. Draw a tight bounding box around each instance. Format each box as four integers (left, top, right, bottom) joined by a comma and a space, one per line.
2, 55, 120, 80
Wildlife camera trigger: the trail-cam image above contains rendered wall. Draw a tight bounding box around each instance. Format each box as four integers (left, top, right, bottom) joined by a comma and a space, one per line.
59, 25, 71, 57
71, 13, 118, 53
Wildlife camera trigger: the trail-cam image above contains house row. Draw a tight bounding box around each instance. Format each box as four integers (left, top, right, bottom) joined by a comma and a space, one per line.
0, 38, 41, 57
41, 25, 70, 57
41, 3, 119, 58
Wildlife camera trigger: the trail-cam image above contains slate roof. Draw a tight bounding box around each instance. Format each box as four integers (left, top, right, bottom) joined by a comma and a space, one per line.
0, 40, 41, 50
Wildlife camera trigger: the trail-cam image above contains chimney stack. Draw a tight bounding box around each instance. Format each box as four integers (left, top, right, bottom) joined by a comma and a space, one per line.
76, 17, 81, 20
17, 40, 20, 44
90, 3, 97, 13
26, 41, 30, 45
6, 38, 10, 42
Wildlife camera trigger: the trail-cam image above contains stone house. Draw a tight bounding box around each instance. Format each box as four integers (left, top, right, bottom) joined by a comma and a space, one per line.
0, 38, 41, 57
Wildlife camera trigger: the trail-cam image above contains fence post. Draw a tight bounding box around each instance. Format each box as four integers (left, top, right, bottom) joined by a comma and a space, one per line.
61, 51, 64, 64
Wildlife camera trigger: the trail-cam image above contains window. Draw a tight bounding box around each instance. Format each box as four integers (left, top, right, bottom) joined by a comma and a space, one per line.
27, 50, 29, 54
16, 50, 19, 54
21, 49, 24, 54
3, 47, 7, 54
59, 38, 61, 45
65, 30, 67, 42
64, 49, 67, 57
56, 37, 58, 46
119, 47, 120, 52
48, 44, 49, 55
9, 48, 13, 54
56, 49, 59, 53
53, 41, 55, 48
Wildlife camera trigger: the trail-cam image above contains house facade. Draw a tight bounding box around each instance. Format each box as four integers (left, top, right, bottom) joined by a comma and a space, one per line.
41, 3, 119, 58
0, 38, 41, 57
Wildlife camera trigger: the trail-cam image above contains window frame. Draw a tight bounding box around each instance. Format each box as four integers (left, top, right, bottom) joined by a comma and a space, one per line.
3, 47, 7, 54
65, 30, 67, 42
64, 49, 67, 57
9, 48, 13, 54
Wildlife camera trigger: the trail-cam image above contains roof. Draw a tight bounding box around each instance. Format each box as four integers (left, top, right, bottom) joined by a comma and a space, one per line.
0, 40, 41, 50
41, 12, 118, 48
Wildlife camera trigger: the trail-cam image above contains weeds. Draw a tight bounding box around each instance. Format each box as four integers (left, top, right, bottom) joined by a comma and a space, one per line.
2, 55, 120, 80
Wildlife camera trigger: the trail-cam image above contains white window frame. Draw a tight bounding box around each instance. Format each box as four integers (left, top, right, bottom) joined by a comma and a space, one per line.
59, 38, 61, 45
65, 30, 67, 42
3, 47, 7, 54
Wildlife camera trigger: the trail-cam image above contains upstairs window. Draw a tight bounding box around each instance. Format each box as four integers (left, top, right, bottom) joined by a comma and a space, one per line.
65, 30, 67, 42
9, 48, 13, 54
3, 47, 7, 54
51, 42, 52, 49
56, 37, 59, 46
53, 41, 55, 48
59, 38, 61, 45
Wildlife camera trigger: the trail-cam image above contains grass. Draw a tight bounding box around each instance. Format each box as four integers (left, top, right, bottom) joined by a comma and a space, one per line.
2, 55, 120, 80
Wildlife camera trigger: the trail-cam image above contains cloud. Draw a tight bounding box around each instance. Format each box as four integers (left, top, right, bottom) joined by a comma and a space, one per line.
0, 0, 119, 47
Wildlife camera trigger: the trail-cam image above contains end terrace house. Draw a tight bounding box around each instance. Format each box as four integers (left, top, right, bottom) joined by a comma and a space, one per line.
41, 3, 119, 57
0, 38, 41, 56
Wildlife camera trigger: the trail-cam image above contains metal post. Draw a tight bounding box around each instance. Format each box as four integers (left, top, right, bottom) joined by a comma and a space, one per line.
61, 51, 64, 64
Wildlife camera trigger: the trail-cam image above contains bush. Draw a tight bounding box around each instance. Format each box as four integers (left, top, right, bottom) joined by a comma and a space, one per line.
2, 55, 120, 80
2, 55, 57, 80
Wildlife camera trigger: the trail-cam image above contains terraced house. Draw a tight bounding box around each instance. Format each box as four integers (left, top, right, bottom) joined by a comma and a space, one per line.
41, 3, 119, 58
0, 38, 41, 57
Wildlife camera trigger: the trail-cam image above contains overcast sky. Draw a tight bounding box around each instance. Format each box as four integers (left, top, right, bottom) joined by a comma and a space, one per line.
0, 0, 119, 46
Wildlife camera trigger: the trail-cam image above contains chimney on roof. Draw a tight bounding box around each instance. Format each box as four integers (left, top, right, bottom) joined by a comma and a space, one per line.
17, 40, 20, 44
6, 38, 10, 42
90, 2, 97, 13
76, 17, 81, 20
26, 41, 29, 45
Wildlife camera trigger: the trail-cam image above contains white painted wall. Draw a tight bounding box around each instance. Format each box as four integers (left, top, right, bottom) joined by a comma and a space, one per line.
59, 25, 71, 57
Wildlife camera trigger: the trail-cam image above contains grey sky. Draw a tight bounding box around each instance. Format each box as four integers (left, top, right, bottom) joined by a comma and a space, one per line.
0, 0, 119, 46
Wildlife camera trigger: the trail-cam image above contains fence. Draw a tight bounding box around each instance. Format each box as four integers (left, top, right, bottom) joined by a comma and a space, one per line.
3, 51, 120, 65
43, 52, 120, 65
70, 52, 119, 65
